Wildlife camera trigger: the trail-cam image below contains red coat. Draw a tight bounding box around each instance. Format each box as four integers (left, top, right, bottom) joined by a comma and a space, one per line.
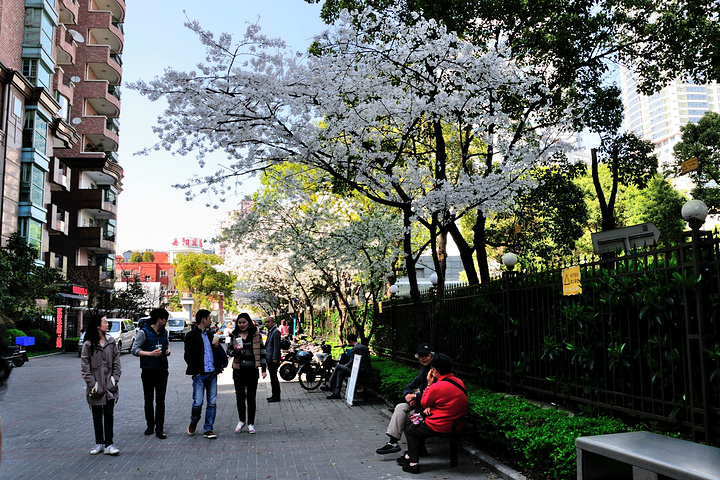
420, 373, 468, 433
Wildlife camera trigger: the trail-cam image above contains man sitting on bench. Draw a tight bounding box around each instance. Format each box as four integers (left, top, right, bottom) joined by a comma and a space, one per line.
397, 353, 468, 475
323, 333, 372, 400
376, 343, 434, 455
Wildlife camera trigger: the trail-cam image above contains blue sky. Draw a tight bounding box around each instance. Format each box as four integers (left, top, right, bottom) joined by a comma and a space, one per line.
116, 0, 328, 254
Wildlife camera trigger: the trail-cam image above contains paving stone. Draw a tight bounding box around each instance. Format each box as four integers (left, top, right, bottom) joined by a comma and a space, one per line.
0, 346, 493, 479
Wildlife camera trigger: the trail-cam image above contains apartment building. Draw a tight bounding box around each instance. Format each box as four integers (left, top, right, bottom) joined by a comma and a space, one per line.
0, 0, 125, 333
620, 69, 720, 170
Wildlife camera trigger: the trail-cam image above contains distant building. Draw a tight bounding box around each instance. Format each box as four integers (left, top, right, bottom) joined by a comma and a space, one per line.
115, 251, 175, 308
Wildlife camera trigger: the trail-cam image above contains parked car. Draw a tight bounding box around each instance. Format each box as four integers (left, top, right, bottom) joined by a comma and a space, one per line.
77, 318, 136, 356
166, 317, 191, 341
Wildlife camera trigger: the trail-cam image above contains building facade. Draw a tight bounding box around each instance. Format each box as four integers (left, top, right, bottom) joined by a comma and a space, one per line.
0, 0, 125, 334
115, 251, 176, 307
620, 69, 720, 170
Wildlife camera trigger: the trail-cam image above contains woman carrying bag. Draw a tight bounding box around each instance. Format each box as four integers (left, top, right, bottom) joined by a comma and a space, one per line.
80, 315, 122, 455
228, 313, 266, 434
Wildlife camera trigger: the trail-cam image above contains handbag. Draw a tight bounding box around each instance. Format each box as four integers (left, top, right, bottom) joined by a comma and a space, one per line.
212, 344, 229, 372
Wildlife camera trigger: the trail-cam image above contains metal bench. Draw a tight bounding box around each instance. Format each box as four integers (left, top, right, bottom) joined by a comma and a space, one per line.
576, 431, 720, 480
439, 415, 484, 467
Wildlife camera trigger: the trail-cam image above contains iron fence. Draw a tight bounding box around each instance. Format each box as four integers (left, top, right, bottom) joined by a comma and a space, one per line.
373, 232, 720, 443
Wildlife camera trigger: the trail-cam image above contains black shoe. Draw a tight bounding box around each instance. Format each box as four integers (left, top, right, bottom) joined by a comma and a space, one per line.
396, 455, 409, 466
156, 431, 167, 439
376, 443, 401, 455
319, 385, 332, 392
267, 397, 281, 403
144, 426, 154, 436
403, 463, 420, 474
326, 393, 342, 399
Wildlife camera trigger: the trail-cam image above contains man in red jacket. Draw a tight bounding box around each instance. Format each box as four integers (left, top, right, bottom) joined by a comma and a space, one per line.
397, 353, 468, 474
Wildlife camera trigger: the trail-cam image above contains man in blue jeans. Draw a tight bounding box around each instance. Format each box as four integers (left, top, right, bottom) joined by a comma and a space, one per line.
184, 309, 225, 439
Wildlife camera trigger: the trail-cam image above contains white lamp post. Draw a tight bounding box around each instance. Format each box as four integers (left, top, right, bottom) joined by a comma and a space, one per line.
429, 273, 438, 286
502, 252, 518, 271
389, 284, 399, 297
682, 199, 708, 231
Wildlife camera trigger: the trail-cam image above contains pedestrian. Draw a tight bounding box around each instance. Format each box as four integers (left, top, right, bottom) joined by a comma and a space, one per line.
228, 313, 267, 434
80, 314, 122, 455
184, 309, 225, 439
397, 354, 468, 474
279, 319, 290, 337
376, 343, 434, 454
264, 316, 282, 403
131, 307, 171, 439
323, 333, 372, 399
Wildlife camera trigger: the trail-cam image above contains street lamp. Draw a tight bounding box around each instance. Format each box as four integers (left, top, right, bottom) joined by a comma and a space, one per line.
429, 273, 438, 286
682, 199, 708, 231
502, 252, 518, 271
389, 284, 399, 297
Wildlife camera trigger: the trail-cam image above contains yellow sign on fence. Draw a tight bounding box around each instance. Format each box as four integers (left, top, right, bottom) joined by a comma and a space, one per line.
563, 266, 582, 296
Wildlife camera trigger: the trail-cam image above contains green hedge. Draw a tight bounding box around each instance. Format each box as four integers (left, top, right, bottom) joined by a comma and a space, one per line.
5, 329, 26, 344
25, 329, 53, 350
371, 356, 628, 479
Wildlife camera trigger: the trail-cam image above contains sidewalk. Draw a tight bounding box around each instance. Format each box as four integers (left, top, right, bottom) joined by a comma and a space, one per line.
0, 345, 499, 479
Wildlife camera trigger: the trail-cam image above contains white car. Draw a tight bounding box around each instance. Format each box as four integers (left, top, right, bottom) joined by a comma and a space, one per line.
78, 318, 136, 356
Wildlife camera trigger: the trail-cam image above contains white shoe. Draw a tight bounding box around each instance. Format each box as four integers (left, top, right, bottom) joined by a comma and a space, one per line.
235, 421, 245, 433
247, 424, 256, 434
89, 444, 104, 455
104, 444, 120, 455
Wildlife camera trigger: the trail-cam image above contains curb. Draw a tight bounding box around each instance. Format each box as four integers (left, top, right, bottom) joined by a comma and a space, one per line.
379, 406, 527, 480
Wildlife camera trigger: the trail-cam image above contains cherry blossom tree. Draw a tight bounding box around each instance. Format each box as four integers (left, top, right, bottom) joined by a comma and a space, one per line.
131, 8, 575, 335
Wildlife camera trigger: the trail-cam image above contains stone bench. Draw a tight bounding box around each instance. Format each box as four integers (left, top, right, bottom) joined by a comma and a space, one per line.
576, 431, 720, 480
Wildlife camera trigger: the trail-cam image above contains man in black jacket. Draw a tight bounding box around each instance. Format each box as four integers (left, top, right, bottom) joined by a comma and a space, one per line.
131, 308, 171, 439
264, 317, 282, 402
375, 343, 434, 454
325, 333, 373, 400
184, 309, 224, 439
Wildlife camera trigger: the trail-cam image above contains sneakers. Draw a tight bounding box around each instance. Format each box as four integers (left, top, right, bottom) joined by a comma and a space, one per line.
89, 444, 104, 455
104, 444, 120, 455
247, 424, 256, 434
376, 442, 401, 455
203, 430, 217, 439
187, 422, 197, 436
235, 421, 245, 433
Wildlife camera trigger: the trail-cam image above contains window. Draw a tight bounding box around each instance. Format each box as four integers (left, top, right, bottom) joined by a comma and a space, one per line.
20, 164, 45, 206
22, 110, 48, 153
19, 218, 42, 257
160, 270, 167, 278
55, 93, 70, 122
144, 275, 151, 282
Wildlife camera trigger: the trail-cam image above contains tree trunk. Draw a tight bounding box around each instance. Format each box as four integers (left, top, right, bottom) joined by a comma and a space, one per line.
447, 222, 479, 285
473, 210, 491, 283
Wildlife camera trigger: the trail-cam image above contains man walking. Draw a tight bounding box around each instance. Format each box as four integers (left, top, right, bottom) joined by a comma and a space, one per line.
375, 343, 434, 454
184, 309, 224, 438
324, 333, 372, 400
131, 308, 171, 439
264, 317, 281, 402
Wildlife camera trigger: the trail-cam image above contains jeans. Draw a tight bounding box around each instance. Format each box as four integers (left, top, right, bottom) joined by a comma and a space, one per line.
91, 399, 115, 446
267, 361, 281, 399
141, 369, 168, 431
191, 372, 217, 432
329, 363, 351, 395
233, 367, 259, 424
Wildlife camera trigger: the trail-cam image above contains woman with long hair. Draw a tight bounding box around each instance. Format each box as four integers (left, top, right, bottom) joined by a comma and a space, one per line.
228, 312, 266, 434
80, 315, 122, 455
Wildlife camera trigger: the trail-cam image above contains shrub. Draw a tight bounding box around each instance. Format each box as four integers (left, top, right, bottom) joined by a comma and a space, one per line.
5, 329, 26, 344
25, 329, 53, 350
65, 337, 79, 352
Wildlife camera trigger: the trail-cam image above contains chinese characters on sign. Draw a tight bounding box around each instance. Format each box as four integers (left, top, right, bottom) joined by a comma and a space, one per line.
562, 266, 582, 296
56, 307, 64, 348
171, 237, 204, 248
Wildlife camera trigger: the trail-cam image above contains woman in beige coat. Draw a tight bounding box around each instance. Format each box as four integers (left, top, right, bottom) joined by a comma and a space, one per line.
80, 315, 122, 455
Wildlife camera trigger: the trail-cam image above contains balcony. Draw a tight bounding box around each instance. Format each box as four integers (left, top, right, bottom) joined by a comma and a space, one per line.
73, 188, 118, 216
84, 46, 122, 85
70, 265, 114, 283
90, 0, 126, 23
59, 0, 79, 25
82, 120, 119, 152
55, 26, 76, 66
77, 226, 114, 253
82, 82, 120, 117
50, 158, 71, 190
47, 204, 69, 235
86, 10, 124, 53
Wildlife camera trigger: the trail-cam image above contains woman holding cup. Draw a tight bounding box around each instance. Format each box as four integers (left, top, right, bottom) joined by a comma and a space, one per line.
228, 313, 266, 434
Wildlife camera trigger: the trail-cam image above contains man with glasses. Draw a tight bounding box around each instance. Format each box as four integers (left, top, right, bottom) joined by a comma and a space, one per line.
375, 343, 434, 455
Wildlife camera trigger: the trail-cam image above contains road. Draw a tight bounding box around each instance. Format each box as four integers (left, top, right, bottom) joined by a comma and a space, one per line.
0, 342, 495, 479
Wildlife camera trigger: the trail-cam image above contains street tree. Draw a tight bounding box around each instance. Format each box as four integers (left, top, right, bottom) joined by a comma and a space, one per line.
0, 232, 62, 328
129, 251, 143, 262
173, 252, 237, 311
672, 111, 720, 210
131, 9, 573, 336
142, 251, 156, 262
110, 276, 153, 318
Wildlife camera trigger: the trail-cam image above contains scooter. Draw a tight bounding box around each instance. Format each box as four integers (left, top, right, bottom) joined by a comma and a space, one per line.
297, 343, 336, 391
279, 349, 300, 381
3, 344, 28, 367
